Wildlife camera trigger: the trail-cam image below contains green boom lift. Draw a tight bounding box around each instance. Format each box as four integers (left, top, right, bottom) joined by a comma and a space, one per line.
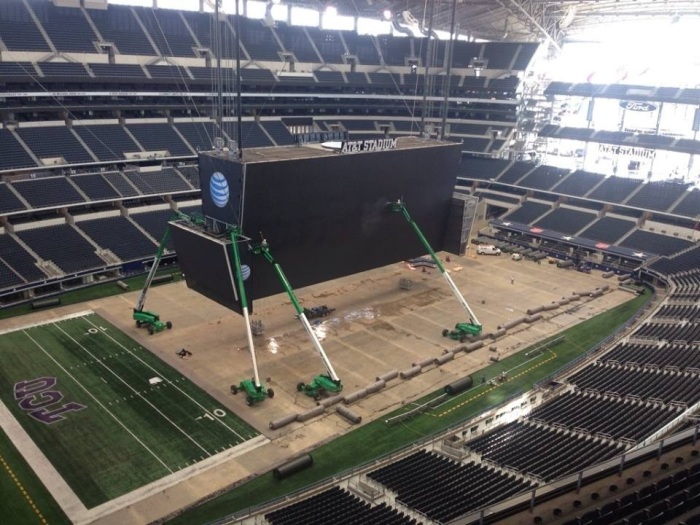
133, 228, 173, 335
228, 228, 274, 406
389, 199, 482, 341
252, 237, 342, 401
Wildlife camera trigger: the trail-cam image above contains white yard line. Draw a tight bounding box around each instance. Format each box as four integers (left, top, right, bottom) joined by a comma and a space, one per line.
0, 310, 94, 336
82, 315, 248, 441
53, 323, 212, 457
22, 330, 174, 474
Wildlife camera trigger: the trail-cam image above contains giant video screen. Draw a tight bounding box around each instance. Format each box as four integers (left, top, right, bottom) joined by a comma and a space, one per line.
169, 221, 252, 314
240, 141, 460, 300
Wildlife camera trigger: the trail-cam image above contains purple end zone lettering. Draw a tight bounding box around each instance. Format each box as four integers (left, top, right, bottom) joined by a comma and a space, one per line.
29, 402, 87, 425
13, 377, 57, 400
13, 377, 86, 424
18, 390, 64, 410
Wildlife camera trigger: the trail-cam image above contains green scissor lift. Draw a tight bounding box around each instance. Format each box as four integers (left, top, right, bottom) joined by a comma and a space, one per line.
389, 199, 483, 341
228, 228, 274, 406
252, 237, 343, 401
133, 228, 173, 335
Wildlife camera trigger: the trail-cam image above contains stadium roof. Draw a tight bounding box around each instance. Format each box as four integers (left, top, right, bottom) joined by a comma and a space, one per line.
286, 0, 700, 47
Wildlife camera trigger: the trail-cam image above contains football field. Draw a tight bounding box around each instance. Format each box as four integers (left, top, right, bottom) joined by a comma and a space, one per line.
0, 311, 259, 509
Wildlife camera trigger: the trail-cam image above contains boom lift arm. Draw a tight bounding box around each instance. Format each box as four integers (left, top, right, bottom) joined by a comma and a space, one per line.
252, 238, 342, 400
133, 228, 173, 335
389, 199, 482, 338
229, 228, 273, 406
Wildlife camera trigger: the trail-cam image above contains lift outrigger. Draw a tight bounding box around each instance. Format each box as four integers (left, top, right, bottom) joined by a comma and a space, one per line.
389, 199, 482, 341
228, 228, 274, 406
133, 229, 173, 335
252, 237, 343, 401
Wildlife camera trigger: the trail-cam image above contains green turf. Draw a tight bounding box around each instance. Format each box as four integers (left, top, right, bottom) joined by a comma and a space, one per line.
0, 312, 259, 508
167, 292, 651, 524
0, 425, 71, 525
0, 269, 180, 320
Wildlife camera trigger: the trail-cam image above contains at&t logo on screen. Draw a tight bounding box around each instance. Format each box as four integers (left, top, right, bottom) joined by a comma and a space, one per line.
210, 172, 229, 208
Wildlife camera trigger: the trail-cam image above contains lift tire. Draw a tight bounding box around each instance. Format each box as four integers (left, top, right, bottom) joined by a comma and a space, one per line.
136, 320, 142, 328
442, 329, 449, 337
166, 321, 173, 329
460, 334, 468, 343
148, 325, 155, 335
245, 396, 253, 407
230, 385, 238, 395
296, 382, 305, 392
314, 391, 322, 401
267, 389, 275, 399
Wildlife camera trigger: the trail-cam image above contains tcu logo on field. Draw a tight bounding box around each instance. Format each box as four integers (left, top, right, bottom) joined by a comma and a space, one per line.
13, 377, 86, 425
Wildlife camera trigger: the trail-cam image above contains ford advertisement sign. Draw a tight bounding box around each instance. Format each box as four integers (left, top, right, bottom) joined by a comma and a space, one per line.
619, 101, 657, 112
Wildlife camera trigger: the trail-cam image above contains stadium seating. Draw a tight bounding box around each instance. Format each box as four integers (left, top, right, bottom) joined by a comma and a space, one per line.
368, 450, 533, 523
588, 177, 642, 203
87, 3, 157, 56
0, 0, 50, 52
129, 209, 175, 250
560, 465, 700, 525
176, 165, 200, 189
313, 70, 344, 84
101, 172, 140, 198
341, 32, 380, 65
568, 364, 700, 405
466, 420, 625, 481
17, 224, 105, 274
31, 2, 96, 54
497, 161, 535, 184
265, 486, 415, 525
533, 208, 596, 235
503, 201, 551, 224
260, 121, 295, 146
0, 129, 38, 170
0, 183, 27, 214
239, 122, 274, 148
625, 181, 690, 212
0, 234, 46, 284
174, 122, 218, 153
12, 176, 85, 209
37, 62, 90, 78
603, 341, 700, 370
457, 156, 510, 181
618, 230, 694, 256
529, 391, 682, 441
518, 165, 570, 191
70, 174, 121, 202
76, 216, 156, 262
578, 217, 636, 244
15, 127, 94, 165
135, 6, 197, 58
306, 28, 345, 64
552, 170, 604, 197
0, 259, 23, 290
88, 63, 147, 79
650, 246, 700, 276
672, 188, 700, 217
237, 16, 281, 61
73, 125, 142, 161
125, 123, 194, 157
123, 168, 193, 195
275, 21, 322, 63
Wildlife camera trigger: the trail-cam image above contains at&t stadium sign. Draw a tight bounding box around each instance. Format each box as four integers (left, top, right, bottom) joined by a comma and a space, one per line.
340, 138, 397, 154
598, 143, 656, 159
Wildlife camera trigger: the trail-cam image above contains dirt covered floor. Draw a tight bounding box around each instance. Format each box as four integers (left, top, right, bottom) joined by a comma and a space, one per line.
0, 250, 634, 525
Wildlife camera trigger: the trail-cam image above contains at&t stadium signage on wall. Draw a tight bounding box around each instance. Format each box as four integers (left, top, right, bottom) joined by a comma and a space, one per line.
619, 101, 657, 112
340, 138, 397, 154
